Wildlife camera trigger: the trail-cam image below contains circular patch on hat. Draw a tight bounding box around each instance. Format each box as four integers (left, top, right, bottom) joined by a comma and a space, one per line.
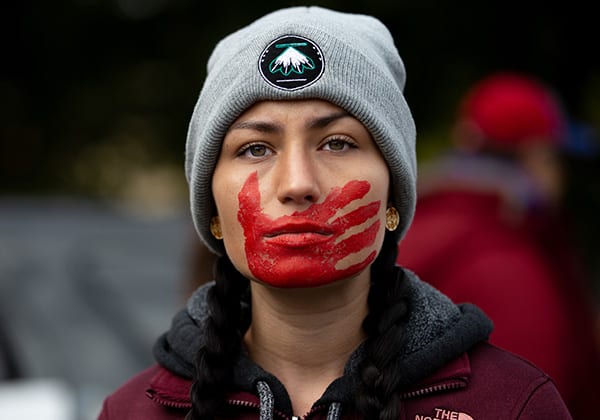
258, 35, 324, 91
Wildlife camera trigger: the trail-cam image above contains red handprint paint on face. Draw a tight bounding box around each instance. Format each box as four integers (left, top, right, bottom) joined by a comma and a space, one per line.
237, 172, 381, 288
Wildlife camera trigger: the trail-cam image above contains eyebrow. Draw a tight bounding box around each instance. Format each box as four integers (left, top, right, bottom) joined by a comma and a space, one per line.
306, 110, 352, 129
228, 110, 353, 133
228, 120, 281, 133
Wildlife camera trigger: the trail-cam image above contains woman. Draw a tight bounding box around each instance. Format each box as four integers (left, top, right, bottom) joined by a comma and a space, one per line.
99, 6, 572, 420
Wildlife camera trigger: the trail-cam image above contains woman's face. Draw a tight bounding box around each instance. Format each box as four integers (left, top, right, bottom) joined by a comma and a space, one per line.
212, 99, 390, 288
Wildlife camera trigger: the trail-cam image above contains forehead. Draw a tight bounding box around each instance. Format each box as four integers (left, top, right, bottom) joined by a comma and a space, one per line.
234, 99, 346, 119
226, 99, 369, 137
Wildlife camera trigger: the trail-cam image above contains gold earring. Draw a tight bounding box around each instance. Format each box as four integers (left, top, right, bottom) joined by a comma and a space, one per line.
385, 207, 399, 231
210, 216, 223, 240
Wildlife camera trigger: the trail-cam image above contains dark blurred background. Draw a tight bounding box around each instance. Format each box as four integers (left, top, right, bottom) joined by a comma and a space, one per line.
3, 0, 600, 252
1, 0, 599, 418
3, 1, 600, 196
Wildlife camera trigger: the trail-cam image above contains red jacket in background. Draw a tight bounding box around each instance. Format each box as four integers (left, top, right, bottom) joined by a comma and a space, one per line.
398, 189, 600, 418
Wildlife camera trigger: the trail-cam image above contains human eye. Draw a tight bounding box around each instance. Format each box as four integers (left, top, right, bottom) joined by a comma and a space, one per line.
237, 142, 273, 158
321, 136, 357, 152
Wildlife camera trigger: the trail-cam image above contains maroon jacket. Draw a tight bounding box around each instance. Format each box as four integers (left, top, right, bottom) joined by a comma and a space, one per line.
99, 343, 570, 419
98, 270, 572, 419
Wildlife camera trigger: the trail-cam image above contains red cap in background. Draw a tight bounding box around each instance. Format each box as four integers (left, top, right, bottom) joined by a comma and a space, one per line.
457, 72, 567, 150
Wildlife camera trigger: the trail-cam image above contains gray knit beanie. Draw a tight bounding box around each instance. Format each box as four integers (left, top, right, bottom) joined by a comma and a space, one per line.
185, 6, 417, 255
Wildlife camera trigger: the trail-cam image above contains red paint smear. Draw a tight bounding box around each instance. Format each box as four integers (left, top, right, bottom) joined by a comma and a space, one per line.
237, 172, 381, 288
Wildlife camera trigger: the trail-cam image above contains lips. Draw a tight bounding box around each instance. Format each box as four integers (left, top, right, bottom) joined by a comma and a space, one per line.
262, 218, 334, 247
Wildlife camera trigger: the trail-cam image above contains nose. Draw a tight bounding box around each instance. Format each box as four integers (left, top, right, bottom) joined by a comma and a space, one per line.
275, 145, 321, 205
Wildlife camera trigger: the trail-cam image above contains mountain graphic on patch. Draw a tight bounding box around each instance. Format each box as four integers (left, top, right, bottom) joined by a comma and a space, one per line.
258, 35, 324, 91
269, 45, 315, 76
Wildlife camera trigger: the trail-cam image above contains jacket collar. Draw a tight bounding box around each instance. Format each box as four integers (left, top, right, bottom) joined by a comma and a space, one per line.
146, 352, 472, 409
146, 366, 192, 410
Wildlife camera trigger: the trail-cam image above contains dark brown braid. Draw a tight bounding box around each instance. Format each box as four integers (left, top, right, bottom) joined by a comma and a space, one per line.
186, 256, 249, 420
356, 231, 408, 420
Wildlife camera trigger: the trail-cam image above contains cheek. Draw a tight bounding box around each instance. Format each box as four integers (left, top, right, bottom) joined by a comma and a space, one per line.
221, 220, 251, 275
212, 177, 253, 275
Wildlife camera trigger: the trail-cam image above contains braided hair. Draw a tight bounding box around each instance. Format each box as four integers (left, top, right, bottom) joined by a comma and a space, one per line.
186, 231, 407, 420
186, 257, 250, 420
355, 232, 408, 420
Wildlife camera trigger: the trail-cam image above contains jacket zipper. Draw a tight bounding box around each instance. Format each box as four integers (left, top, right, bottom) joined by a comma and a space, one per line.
148, 382, 466, 413
145, 390, 191, 410
299, 404, 326, 420
228, 398, 290, 420
400, 379, 467, 399
227, 400, 329, 420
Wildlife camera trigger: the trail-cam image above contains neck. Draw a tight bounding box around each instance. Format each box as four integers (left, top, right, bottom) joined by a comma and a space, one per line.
244, 273, 370, 416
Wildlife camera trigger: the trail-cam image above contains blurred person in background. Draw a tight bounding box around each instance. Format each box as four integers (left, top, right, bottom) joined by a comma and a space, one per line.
397, 71, 600, 418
